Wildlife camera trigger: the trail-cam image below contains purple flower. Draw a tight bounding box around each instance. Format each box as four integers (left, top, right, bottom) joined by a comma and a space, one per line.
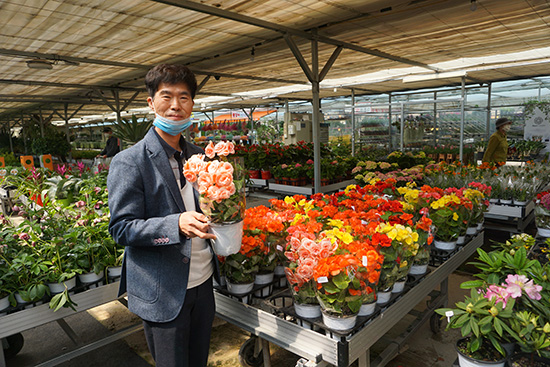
94, 187, 102, 194
75, 200, 86, 208
12, 205, 20, 212
18, 233, 30, 241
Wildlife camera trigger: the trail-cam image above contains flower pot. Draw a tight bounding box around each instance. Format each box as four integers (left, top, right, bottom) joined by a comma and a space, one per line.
358, 302, 376, 317
78, 271, 104, 284
260, 170, 272, 180
476, 222, 484, 231
489, 198, 499, 204
466, 227, 478, 235
537, 227, 550, 238
47, 276, 77, 294
248, 169, 260, 179
456, 339, 506, 367
391, 280, 406, 293
409, 264, 428, 275
321, 310, 357, 331
508, 352, 550, 367
14, 292, 30, 305
434, 239, 457, 251
376, 290, 392, 304
107, 266, 122, 278
209, 220, 243, 256
294, 302, 321, 319
254, 272, 274, 297
0, 295, 10, 312
457, 235, 467, 245
226, 281, 254, 295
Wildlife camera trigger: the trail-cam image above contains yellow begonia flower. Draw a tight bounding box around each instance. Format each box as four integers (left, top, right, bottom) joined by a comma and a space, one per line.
328, 219, 344, 229
291, 213, 303, 226
397, 187, 408, 195
453, 212, 459, 221
344, 184, 357, 194
284, 196, 295, 205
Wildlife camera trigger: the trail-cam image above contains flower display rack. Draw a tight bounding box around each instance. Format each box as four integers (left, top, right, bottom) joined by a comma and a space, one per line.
484, 201, 535, 233
267, 179, 356, 196
0, 280, 142, 367
214, 232, 484, 367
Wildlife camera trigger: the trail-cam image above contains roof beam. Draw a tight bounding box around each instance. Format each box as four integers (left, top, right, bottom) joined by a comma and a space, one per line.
152, 0, 439, 71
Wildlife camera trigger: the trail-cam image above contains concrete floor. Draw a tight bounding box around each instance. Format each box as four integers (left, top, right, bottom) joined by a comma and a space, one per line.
1, 191, 527, 367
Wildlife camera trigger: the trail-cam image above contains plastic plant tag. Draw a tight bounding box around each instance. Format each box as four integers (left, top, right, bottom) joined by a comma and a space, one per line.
445, 310, 454, 322
277, 245, 283, 251
362, 256, 368, 267
317, 277, 328, 284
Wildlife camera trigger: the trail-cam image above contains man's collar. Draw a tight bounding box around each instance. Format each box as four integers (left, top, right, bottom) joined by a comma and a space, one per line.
152, 128, 186, 158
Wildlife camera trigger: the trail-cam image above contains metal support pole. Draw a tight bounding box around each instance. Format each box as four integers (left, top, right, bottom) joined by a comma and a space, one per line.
388, 94, 392, 151
7, 119, 13, 153
400, 102, 404, 151
433, 91, 437, 146
39, 106, 45, 138
311, 32, 321, 193
460, 77, 465, 162
21, 112, 27, 154
486, 83, 492, 140
351, 89, 356, 156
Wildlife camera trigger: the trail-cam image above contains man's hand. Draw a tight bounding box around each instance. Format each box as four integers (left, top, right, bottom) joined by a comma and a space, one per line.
179, 211, 216, 240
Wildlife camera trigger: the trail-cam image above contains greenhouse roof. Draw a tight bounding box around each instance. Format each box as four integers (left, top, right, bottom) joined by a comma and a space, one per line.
0, 0, 549, 127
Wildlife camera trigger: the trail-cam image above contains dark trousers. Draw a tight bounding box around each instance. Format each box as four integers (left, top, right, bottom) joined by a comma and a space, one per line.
143, 277, 215, 367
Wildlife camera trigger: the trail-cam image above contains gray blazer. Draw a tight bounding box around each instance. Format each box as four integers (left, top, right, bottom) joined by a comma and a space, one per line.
107, 127, 218, 323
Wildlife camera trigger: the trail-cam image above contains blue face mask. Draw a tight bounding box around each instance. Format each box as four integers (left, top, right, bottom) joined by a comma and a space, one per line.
153, 114, 192, 136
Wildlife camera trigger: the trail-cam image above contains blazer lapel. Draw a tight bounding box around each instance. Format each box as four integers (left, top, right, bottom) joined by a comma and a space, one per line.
144, 129, 186, 212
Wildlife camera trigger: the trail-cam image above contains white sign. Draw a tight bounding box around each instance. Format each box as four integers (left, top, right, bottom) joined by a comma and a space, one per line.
524, 107, 550, 140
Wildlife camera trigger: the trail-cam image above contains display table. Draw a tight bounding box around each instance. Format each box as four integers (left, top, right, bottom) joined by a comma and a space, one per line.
215, 232, 484, 367
267, 179, 356, 196
484, 201, 535, 233
0, 281, 142, 367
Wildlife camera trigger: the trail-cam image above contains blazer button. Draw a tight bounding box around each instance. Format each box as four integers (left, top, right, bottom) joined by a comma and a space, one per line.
182, 257, 189, 264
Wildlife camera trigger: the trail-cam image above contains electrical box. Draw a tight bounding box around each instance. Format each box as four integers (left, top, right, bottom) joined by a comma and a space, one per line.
283, 113, 324, 145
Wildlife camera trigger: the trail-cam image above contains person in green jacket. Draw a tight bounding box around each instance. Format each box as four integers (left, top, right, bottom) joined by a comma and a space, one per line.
482, 117, 512, 164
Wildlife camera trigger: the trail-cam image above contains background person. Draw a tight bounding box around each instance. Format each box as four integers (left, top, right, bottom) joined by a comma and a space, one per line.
107, 64, 218, 367
97, 126, 120, 159
482, 117, 513, 164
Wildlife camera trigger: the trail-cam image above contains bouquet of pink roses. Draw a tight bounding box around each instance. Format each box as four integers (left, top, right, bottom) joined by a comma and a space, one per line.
184, 141, 246, 224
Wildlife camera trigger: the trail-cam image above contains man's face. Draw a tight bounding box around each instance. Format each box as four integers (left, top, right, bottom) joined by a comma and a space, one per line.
147, 82, 194, 120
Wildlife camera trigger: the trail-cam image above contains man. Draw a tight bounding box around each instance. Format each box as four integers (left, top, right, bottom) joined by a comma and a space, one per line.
482, 117, 513, 164
97, 126, 120, 159
107, 64, 218, 367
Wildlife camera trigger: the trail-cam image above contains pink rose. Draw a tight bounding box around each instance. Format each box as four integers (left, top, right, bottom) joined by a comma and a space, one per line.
204, 142, 215, 159
214, 141, 235, 157
198, 172, 214, 190
215, 171, 233, 189
184, 171, 197, 183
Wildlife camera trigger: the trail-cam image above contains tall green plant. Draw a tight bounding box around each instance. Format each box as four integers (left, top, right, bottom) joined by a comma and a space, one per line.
111, 115, 153, 146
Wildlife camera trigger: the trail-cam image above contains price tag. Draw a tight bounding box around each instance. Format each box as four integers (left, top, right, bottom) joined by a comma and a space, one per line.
317, 277, 328, 284
362, 256, 368, 267
445, 310, 454, 322
277, 245, 283, 251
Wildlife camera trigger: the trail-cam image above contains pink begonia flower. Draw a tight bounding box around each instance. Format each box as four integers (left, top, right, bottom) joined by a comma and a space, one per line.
505, 274, 543, 300
484, 284, 510, 308
204, 141, 215, 159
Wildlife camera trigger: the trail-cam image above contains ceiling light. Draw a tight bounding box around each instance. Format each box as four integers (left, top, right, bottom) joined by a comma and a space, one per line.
403, 70, 467, 83
470, 0, 477, 11
26, 59, 53, 70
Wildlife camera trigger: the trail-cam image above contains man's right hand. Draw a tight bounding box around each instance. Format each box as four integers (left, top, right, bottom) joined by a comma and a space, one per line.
178, 211, 216, 240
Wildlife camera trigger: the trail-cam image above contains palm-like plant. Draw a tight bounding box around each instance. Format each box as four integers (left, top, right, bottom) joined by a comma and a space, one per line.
111, 115, 153, 147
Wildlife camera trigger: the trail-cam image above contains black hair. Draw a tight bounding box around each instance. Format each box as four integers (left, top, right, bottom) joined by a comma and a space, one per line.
144, 64, 197, 99
103, 126, 112, 133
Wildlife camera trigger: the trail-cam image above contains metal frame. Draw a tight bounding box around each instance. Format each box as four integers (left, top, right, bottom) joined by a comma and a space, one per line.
0, 282, 144, 367
215, 232, 484, 367
484, 201, 536, 233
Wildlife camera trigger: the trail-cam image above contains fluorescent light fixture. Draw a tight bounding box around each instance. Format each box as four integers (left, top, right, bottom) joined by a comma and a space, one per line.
26, 59, 53, 70
403, 70, 467, 83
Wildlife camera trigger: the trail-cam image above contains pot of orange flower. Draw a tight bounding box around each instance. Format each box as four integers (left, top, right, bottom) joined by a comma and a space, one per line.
314, 253, 364, 331
222, 234, 261, 303
184, 141, 246, 256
